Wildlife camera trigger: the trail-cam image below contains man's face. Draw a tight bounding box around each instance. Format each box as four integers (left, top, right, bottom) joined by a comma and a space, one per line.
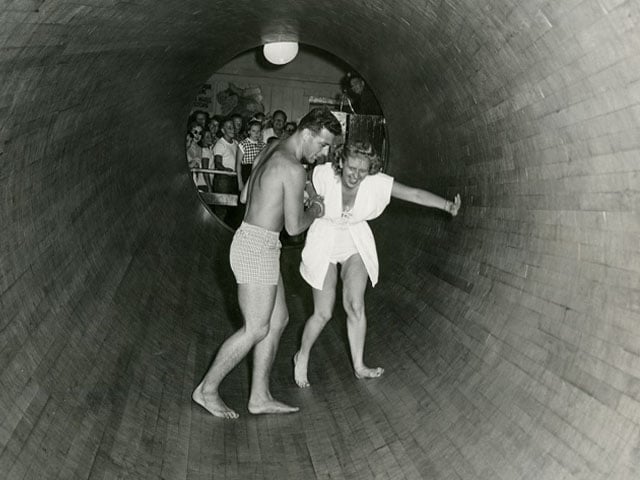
248, 124, 261, 142
303, 128, 335, 163
195, 113, 207, 127
350, 78, 365, 95
222, 120, 235, 139
209, 120, 219, 134
273, 113, 286, 131
233, 117, 243, 133
341, 155, 370, 189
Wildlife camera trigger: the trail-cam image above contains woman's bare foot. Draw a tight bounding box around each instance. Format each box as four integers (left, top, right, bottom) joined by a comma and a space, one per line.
248, 397, 299, 415
354, 366, 384, 379
192, 385, 239, 419
293, 351, 311, 388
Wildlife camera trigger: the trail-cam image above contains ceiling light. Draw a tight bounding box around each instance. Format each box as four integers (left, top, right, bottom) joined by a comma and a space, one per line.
263, 42, 299, 65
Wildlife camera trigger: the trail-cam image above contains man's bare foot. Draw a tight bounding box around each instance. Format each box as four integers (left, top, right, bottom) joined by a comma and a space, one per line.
248, 398, 299, 415
192, 385, 239, 419
293, 351, 311, 388
354, 366, 384, 379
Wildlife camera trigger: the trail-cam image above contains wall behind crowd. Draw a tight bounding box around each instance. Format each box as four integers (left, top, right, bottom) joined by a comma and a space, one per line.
196, 46, 347, 122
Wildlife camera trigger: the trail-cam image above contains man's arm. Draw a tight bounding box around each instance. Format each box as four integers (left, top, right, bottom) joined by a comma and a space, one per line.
283, 164, 323, 236
391, 182, 461, 216
236, 148, 245, 191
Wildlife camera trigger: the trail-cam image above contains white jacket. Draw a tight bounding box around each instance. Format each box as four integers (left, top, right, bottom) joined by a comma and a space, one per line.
300, 163, 394, 289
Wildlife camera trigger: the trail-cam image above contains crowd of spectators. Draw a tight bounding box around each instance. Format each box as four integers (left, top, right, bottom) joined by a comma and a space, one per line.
185, 108, 298, 227
185, 72, 382, 229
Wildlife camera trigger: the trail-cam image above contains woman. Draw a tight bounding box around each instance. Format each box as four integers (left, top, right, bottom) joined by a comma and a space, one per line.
186, 122, 205, 188
236, 120, 267, 191
293, 142, 461, 387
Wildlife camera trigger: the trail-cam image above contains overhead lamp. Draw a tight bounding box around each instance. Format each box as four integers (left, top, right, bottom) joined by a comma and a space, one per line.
263, 42, 299, 65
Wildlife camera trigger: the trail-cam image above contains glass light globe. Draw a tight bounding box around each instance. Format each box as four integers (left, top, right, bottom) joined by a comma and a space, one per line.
263, 42, 299, 65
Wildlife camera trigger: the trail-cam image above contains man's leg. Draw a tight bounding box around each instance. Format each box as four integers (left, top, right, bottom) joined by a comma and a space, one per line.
294, 264, 338, 388
341, 254, 384, 379
248, 275, 298, 414
192, 283, 277, 419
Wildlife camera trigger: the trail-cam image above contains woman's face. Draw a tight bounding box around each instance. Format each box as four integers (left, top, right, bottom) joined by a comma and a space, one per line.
341, 155, 370, 189
190, 125, 203, 143
248, 124, 261, 142
202, 131, 214, 146
209, 120, 219, 135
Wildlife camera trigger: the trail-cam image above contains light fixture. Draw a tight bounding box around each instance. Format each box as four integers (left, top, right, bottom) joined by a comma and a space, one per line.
263, 42, 299, 65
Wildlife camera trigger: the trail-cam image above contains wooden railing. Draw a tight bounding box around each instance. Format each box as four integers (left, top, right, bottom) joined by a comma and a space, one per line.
190, 168, 238, 206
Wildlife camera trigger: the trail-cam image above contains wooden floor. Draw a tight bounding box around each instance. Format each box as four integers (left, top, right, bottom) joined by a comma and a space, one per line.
65, 248, 437, 480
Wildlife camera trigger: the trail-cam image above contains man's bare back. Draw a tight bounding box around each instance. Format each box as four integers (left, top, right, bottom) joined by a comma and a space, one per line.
243, 140, 310, 235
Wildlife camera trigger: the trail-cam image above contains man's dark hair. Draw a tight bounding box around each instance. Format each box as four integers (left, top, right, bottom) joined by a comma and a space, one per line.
272, 110, 287, 121
297, 107, 342, 136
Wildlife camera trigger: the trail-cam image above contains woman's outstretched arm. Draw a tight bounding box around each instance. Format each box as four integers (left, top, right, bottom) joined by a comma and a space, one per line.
391, 181, 461, 216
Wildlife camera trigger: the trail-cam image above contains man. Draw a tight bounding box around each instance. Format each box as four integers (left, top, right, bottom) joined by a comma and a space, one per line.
212, 118, 238, 225
348, 74, 383, 115
262, 109, 287, 143
192, 108, 342, 419
231, 113, 245, 140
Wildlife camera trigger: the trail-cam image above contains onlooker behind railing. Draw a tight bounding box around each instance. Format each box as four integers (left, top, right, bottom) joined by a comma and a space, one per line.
212, 117, 239, 224
236, 120, 266, 191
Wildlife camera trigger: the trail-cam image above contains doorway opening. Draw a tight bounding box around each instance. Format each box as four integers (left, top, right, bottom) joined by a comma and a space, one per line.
184, 44, 387, 239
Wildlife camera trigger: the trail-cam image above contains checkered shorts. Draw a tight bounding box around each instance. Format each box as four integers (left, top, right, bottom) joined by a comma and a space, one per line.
230, 222, 281, 285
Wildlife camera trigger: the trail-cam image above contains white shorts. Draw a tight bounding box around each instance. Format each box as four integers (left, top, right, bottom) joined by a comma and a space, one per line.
328, 226, 358, 264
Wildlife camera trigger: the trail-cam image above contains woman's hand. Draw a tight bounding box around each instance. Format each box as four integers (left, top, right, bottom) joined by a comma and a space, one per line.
445, 194, 461, 216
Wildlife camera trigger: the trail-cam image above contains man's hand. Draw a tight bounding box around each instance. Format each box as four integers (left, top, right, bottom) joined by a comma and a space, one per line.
308, 194, 325, 218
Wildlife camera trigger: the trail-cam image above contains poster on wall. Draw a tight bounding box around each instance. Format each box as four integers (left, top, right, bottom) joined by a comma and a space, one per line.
193, 83, 212, 110
216, 83, 265, 118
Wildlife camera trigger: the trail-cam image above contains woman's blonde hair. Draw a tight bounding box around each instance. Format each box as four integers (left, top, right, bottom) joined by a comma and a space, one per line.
331, 141, 383, 176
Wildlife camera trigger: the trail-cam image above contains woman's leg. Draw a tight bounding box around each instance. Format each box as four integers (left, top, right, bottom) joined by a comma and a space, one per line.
294, 264, 338, 388
341, 254, 384, 379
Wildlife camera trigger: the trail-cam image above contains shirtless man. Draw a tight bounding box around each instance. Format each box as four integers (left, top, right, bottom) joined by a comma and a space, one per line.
192, 108, 342, 419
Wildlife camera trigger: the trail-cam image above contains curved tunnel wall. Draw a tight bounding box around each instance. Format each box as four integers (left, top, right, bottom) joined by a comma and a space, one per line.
2, 1, 640, 479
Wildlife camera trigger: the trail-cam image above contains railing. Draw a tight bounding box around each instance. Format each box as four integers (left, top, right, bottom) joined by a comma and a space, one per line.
190, 168, 238, 206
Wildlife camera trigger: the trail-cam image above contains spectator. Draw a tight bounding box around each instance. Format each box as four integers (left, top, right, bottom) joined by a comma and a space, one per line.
186, 122, 205, 188
346, 73, 382, 115
186, 122, 203, 168
199, 130, 215, 190
209, 115, 223, 139
251, 111, 266, 126
236, 120, 266, 190
283, 121, 297, 139
189, 110, 210, 129
262, 110, 287, 143
212, 118, 239, 223
231, 113, 245, 140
